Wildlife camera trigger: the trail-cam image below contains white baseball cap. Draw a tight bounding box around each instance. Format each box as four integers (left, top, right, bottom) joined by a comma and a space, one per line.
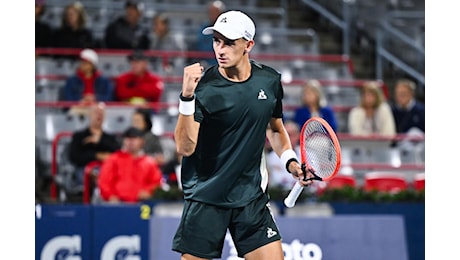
202, 10, 255, 41
80, 48, 98, 66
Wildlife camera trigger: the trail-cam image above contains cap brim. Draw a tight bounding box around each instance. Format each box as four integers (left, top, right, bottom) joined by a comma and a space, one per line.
202, 26, 241, 40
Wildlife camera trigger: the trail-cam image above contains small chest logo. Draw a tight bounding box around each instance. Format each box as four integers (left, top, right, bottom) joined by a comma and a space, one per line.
220, 17, 227, 23
267, 227, 277, 238
258, 89, 267, 100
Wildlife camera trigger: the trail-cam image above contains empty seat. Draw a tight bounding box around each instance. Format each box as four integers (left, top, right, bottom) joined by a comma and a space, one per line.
364, 171, 409, 193
413, 172, 425, 191
35, 113, 89, 142
316, 174, 357, 195
103, 107, 135, 134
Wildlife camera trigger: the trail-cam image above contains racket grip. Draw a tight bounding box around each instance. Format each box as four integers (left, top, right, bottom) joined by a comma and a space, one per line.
284, 182, 304, 208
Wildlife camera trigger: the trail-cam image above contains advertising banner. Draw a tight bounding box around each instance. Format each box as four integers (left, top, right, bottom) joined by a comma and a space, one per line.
35, 204, 92, 260
92, 203, 152, 260
150, 215, 408, 260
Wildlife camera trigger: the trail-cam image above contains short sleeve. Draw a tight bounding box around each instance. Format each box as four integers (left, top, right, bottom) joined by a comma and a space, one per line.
272, 80, 284, 118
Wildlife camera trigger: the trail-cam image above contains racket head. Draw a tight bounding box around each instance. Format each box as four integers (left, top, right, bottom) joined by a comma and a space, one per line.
299, 117, 341, 181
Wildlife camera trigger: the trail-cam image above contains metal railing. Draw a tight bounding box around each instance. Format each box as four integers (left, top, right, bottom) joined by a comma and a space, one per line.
376, 11, 425, 87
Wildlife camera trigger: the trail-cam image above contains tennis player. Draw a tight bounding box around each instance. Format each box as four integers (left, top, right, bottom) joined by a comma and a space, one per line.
172, 10, 314, 260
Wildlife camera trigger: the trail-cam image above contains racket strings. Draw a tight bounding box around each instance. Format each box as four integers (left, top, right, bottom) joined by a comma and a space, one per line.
303, 121, 338, 179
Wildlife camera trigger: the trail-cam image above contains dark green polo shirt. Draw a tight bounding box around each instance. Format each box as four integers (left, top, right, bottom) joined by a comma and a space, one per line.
180, 60, 284, 207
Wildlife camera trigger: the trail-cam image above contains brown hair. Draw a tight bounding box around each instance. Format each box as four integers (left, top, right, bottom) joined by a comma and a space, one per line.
360, 81, 385, 109
61, 1, 87, 29
302, 79, 327, 107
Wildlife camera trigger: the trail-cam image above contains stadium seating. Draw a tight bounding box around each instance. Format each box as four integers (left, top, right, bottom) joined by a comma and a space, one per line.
363, 171, 409, 193
413, 172, 425, 191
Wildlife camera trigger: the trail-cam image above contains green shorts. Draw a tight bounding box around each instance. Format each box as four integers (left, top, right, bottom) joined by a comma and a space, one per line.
172, 193, 282, 259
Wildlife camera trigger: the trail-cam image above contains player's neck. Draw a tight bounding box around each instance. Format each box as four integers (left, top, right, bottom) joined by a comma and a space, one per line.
218, 59, 251, 82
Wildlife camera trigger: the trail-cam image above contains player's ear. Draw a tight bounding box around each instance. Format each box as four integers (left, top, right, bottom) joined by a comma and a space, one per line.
245, 39, 255, 54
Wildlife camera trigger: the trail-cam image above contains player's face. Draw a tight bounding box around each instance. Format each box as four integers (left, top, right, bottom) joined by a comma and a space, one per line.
212, 32, 250, 68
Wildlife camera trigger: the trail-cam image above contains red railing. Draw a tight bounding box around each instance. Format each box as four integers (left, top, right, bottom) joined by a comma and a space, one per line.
35, 48, 355, 75
50, 131, 72, 200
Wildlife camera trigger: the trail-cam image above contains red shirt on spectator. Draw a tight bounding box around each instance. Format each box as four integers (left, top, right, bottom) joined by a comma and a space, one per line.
98, 150, 163, 203
115, 71, 164, 103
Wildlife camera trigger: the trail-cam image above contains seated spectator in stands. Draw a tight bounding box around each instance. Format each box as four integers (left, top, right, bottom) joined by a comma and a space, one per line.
131, 108, 165, 164
114, 50, 164, 106
104, 0, 150, 50
265, 120, 300, 190
149, 13, 187, 72
68, 102, 121, 186
62, 49, 114, 114
35, 0, 53, 48
348, 81, 396, 136
191, 0, 226, 67
391, 79, 425, 134
52, 1, 94, 50
98, 127, 164, 203
150, 13, 186, 53
292, 79, 338, 132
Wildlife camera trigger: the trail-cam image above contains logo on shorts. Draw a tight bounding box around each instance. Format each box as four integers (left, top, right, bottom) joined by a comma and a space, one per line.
267, 227, 277, 238
258, 89, 267, 100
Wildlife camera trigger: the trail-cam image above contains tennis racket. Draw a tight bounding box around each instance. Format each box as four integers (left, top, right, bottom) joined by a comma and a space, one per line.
284, 117, 342, 208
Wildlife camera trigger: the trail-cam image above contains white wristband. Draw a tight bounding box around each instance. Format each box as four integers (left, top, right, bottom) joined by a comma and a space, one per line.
280, 149, 299, 173
179, 99, 195, 115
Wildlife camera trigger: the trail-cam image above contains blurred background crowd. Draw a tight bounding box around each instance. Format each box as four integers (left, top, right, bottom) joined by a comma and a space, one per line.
35, 0, 425, 204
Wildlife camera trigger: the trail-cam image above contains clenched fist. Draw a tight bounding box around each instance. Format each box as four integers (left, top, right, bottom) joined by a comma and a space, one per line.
182, 63, 204, 97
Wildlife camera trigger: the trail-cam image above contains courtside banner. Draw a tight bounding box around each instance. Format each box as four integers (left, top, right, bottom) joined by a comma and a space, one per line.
35, 204, 92, 260
150, 215, 408, 260
92, 204, 151, 260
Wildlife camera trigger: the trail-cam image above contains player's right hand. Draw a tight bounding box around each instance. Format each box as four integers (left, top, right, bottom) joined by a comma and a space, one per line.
182, 63, 204, 97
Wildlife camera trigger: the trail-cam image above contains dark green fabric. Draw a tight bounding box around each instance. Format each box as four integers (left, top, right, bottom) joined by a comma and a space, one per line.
180, 60, 284, 207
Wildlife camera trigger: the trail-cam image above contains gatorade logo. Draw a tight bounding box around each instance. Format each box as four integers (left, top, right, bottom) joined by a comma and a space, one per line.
41, 235, 82, 260
100, 235, 141, 260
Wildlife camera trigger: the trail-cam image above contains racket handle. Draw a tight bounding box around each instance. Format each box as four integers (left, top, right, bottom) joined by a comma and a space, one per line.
284, 182, 304, 208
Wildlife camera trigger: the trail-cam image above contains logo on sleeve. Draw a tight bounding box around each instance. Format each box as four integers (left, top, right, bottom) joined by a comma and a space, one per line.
258, 89, 267, 100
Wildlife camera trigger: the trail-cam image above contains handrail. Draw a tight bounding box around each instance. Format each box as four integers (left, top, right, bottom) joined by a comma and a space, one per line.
83, 161, 102, 204
35, 101, 354, 113
376, 30, 425, 86
376, 11, 425, 87
300, 0, 352, 55
337, 133, 425, 142
36, 74, 376, 88
35, 48, 355, 75
50, 131, 72, 200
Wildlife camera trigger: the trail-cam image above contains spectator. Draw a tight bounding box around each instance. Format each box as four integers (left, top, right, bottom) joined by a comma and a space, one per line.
348, 81, 396, 136
131, 108, 165, 164
68, 102, 121, 187
62, 49, 114, 114
292, 79, 338, 132
35, 0, 53, 48
391, 79, 425, 134
150, 13, 186, 52
52, 1, 94, 49
191, 0, 226, 67
104, 0, 150, 50
266, 120, 300, 190
150, 13, 187, 72
98, 126, 164, 203
114, 50, 164, 106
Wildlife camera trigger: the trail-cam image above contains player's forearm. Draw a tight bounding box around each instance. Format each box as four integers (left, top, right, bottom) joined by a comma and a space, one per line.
174, 115, 200, 156
268, 130, 292, 157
